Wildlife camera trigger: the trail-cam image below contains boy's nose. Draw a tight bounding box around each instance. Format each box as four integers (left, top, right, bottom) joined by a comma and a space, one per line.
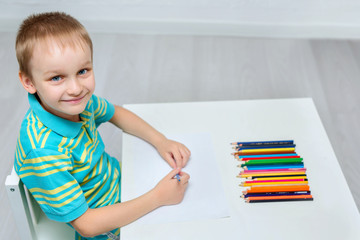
67, 78, 82, 95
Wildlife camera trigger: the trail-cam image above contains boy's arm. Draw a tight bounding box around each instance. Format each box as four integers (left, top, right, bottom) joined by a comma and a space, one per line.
71, 168, 189, 237
109, 105, 191, 168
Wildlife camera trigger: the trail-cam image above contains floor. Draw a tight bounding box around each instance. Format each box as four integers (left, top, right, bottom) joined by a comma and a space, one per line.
1, 32, 360, 239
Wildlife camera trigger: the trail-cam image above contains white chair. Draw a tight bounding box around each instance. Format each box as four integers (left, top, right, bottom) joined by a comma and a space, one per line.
5, 167, 74, 240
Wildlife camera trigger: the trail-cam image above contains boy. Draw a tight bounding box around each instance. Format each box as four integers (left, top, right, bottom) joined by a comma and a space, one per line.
14, 12, 191, 240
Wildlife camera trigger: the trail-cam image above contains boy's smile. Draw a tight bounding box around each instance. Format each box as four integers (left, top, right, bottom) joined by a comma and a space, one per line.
21, 38, 95, 122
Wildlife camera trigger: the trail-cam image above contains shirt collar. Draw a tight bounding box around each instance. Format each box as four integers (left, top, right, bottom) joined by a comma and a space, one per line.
28, 93, 85, 139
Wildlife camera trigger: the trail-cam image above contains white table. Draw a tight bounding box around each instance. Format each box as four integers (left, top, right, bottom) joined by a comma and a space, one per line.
121, 98, 360, 240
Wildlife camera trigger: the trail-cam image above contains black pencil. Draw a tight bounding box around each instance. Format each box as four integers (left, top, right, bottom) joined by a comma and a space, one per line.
242, 191, 311, 198
246, 198, 314, 203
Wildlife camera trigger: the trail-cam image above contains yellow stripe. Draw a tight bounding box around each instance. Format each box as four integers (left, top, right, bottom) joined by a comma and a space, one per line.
95, 160, 119, 207
32, 184, 80, 202
19, 166, 72, 178
71, 165, 90, 174
96, 172, 119, 207
58, 137, 67, 152
83, 173, 105, 199
69, 129, 85, 150
18, 136, 26, 159
31, 113, 47, 143
94, 97, 101, 115
74, 137, 99, 170
36, 191, 83, 208
15, 139, 26, 167
78, 137, 92, 165
95, 99, 105, 119
40, 129, 52, 148
86, 134, 99, 166
26, 112, 36, 149
81, 110, 92, 117
64, 138, 74, 149
30, 180, 78, 195
97, 155, 104, 176
85, 172, 109, 203
24, 154, 69, 164
21, 159, 72, 172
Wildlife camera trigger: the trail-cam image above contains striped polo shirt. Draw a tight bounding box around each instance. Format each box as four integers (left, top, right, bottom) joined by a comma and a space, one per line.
14, 93, 121, 226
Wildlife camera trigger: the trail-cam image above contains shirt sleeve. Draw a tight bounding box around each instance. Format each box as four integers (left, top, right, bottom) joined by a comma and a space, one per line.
91, 95, 115, 127
16, 148, 88, 223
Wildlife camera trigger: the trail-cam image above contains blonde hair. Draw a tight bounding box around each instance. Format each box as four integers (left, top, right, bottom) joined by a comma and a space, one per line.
15, 12, 93, 78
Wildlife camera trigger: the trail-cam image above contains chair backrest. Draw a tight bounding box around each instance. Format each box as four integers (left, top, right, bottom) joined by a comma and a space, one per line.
5, 167, 74, 240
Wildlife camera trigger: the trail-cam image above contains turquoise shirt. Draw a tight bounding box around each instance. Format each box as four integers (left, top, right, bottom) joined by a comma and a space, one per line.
14, 93, 121, 239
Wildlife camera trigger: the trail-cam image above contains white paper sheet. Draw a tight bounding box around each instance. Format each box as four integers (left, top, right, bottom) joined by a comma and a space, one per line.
129, 132, 230, 225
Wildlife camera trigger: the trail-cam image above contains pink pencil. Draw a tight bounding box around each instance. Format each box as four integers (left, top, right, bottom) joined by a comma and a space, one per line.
241, 168, 306, 174
245, 179, 307, 183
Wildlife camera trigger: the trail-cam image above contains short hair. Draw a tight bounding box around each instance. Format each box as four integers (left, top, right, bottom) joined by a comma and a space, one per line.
15, 12, 93, 78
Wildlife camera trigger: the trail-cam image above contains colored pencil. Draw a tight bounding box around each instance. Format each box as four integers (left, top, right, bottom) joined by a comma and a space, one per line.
241, 182, 308, 187
230, 140, 294, 146
239, 172, 307, 178
244, 185, 310, 194
237, 153, 298, 159
241, 168, 306, 173
242, 191, 311, 198
233, 144, 296, 150
243, 164, 304, 170
234, 151, 296, 156
238, 155, 301, 161
246, 194, 313, 201
247, 174, 307, 180
246, 198, 313, 203
236, 148, 295, 153
241, 158, 303, 166
244, 178, 308, 184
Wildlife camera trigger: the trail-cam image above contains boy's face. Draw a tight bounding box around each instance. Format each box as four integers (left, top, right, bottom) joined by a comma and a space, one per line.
21, 38, 95, 122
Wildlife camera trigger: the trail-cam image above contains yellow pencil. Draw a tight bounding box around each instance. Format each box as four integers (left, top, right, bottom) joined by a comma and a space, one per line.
238, 148, 295, 153
240, 181, 308, 187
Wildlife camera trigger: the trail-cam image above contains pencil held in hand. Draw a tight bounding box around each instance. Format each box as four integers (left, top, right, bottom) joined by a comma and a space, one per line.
153, 168, 190, 206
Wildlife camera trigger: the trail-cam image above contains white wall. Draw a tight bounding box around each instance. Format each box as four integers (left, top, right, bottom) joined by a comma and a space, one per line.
1, 0, 360, 38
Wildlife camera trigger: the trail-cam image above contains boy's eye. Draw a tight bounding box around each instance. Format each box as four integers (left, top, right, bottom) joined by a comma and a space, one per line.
51, 76, 62, 81
78, 69, 87, 75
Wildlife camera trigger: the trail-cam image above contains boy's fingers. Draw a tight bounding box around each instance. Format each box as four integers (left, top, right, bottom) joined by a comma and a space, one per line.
172, 150, 182, 168
179, 148, 190, 167
179, 171, 190, 183
164, 153, 177, 169
167, 168, 181, 179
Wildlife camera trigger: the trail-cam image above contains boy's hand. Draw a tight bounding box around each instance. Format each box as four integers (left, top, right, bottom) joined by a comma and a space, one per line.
156, 139, 191, 169
152, 168, 190, 206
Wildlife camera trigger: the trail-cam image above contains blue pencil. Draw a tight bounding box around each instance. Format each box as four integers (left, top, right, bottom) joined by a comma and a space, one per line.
244, 164, 304, 170
174, 174, 181, 182
231, 140, 294, 146
234, 144, 296, 150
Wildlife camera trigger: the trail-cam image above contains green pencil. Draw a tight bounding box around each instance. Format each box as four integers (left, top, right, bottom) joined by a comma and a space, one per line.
241, 158, 303, 166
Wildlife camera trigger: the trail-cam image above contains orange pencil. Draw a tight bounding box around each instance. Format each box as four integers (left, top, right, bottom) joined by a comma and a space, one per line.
246, 194, 313, 201
245, 185, 310, 193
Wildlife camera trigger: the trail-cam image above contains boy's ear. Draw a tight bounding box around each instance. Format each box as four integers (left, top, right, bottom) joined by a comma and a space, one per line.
19, 71, 37, 94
